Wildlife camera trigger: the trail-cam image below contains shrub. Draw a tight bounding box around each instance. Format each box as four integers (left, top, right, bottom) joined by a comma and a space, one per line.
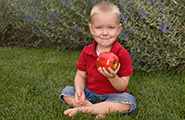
0, 0, 184, 72
0, 0, 37, 46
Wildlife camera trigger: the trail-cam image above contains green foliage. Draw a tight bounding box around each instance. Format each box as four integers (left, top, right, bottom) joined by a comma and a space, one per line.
0, 0, 35, 46
119, 0, 185, 72
0, 0, 184, 72
0, 48, 184, 120
0, 1, 18, 45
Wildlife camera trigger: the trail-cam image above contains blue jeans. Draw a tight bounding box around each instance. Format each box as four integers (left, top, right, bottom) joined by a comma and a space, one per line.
59, 86, 136, 114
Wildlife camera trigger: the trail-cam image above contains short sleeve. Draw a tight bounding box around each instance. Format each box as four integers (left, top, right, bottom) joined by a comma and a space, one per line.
76, 48, 87, 71
117, 50, 133, 77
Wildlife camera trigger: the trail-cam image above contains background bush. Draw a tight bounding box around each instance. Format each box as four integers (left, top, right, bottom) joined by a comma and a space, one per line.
0, 0, 184, 72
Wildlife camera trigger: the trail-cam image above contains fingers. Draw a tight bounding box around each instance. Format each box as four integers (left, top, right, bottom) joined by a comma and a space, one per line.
98, 67, 107, 76
98, 65, 120, 78
75, 90, 87, 105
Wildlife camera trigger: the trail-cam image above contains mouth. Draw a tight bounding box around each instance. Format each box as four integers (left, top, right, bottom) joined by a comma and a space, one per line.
101, 38, 110, 40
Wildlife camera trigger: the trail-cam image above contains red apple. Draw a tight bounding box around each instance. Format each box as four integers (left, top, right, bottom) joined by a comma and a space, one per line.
96, 52, 119, 72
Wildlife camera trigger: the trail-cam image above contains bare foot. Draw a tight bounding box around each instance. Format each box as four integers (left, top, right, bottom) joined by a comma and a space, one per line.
64, 108, 79, 117
96, 114, 106, 119
85, 101, 93, 106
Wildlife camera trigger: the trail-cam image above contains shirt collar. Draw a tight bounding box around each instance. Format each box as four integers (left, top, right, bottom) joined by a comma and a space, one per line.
85, 40, 121, 56
110, 40, 122, 54
85, 40, 98, 57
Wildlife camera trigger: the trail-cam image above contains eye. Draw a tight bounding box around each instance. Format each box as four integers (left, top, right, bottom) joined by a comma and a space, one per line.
109, 27, 115, 29
96, 27, 101, 29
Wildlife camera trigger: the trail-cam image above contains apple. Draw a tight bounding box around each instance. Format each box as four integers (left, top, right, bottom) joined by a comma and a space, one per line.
96, 52, 119, 72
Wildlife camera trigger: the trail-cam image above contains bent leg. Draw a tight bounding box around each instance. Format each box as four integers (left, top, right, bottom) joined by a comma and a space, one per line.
63, 92, 136, 117
64, 101, 131, 117
59, 86, 94, 107
63, 95, 93, 107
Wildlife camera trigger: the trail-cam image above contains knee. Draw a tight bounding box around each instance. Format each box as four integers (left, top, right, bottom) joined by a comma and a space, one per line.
63, 95, 74, 106
125, 103, 131, 111
59, 86, 75, 105
62, 86, 75, 94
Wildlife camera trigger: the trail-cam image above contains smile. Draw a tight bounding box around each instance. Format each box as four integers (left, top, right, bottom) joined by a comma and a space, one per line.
101, 38, 110, 40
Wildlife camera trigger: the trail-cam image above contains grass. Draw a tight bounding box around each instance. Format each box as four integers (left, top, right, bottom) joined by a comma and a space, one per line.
0, 47, 184, 120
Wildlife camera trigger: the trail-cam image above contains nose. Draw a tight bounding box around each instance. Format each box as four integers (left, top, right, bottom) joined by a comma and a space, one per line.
102, 28, 108, 35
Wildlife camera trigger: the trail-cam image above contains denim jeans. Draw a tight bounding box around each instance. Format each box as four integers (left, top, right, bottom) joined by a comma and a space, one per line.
59, 86, 136, 114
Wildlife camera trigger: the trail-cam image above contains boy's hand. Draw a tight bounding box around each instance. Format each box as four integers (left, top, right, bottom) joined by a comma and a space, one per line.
98, 63, 120, 78
75, 89, 88, 105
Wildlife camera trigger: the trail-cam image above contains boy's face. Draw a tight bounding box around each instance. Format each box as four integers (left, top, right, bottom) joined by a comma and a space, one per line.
89, 12, 122, 48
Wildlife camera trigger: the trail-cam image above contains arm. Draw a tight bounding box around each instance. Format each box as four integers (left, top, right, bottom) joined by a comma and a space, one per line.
74, 70, 87, 105
74, 70, 87, 90
98, 64, 130, 91
108, 75, 130, 91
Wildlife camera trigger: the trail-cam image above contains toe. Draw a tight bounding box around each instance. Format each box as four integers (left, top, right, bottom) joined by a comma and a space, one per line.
96, 114, 105, 119
64, 109, 71, 115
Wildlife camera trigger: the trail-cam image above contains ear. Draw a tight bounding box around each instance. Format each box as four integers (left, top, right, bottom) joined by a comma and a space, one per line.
89, 23, 94, 36
117, 23, 122, 35
118, 23, 122, 32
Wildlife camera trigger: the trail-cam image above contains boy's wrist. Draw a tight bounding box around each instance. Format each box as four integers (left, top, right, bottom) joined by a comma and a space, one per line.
75, 87, 84, 91
108, 75, 117, 79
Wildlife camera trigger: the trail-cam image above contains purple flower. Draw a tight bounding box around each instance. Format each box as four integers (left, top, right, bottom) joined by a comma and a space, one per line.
157, 5, 163, 8
166, 55, 170, 58
75, 26, 80, 30
121, 34, 127, 38
124, 15, 129, 21
51, 23, 54, 26
130, 52, 137, 58
120, 7, 126, 13
127, 9, 130, 12
40, 29, 43, 33
74, 38, 78, 43
55, 15, 60, 19
121, 30, 124, 33
140, 13, 148, 18
52, 13, 56, 16
74, 24, 82, 32
33, 29, 37, 34
138, 9, 144, 14
132, 65, 136, 69
91, 0, 96, 3
159, 24, 167, 31
160, 9, 165, 12
154, 1, 159, 5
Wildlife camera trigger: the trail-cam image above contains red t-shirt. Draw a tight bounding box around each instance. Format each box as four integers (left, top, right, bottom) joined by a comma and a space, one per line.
76, 40, 133, 95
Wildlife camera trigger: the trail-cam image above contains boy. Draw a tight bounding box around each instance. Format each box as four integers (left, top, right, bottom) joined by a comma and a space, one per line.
59, 1, 136, 118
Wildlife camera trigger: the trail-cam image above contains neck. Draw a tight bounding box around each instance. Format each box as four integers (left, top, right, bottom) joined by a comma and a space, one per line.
96, 44, 112, 54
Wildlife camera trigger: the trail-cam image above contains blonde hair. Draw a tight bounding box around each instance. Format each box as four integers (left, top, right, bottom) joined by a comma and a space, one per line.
90, 1, 120, 24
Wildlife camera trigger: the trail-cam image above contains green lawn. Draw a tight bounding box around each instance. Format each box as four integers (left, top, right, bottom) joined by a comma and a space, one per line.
0, 47, 184, 120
